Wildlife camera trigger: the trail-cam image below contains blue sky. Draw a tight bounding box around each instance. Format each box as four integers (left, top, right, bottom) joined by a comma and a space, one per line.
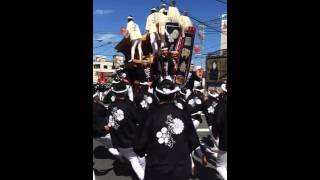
93, 0, 227, 67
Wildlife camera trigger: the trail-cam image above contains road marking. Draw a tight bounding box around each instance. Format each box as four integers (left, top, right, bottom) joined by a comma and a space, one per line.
197, 128, 209, 132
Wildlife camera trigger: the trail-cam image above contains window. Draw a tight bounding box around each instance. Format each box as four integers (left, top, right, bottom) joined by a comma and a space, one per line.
93, 64, 100, 69
104, 65, 108, 69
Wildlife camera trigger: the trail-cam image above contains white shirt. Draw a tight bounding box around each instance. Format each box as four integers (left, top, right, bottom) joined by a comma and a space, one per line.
158, 13, 170, 35
145, 13, 158, 34
168, 6, 181, 23
126, 21, 142, 41
179, 15, 193, 30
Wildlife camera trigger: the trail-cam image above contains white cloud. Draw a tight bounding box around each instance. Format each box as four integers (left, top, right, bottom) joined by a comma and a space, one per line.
95, 34, 122, 42
94, 9, 114, 15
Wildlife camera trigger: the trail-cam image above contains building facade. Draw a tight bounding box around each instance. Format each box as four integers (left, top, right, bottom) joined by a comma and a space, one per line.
220, 14, 227, 50
93, 55, 115, 83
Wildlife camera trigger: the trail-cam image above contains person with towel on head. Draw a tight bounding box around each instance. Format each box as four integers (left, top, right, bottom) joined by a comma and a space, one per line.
159, 3, 167, 13
145, 8, 160, 56
186, 85, 206, 130
134, 76, 159, 127
93, 91, 121, 160
174, 87, 189, 111
107, 82, 145, 180
127, 15, 143, 62
185, 65, 203, 98
167, 0, 181, 23
204, 88, 220, 131
179, 11, 193, 37
134, 78, 206, 180
103, 78, 123, 107
158, 8, 170, 48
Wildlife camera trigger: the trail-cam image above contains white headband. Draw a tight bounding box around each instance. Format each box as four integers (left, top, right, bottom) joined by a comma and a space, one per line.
139, 82, 149, 85
179, 90, 186, 96
111, 87, 128, 93
208, 91, 219, 98
194, 88, 204, 93
221, 84, 227, 92
112, 80, 121, 84
155, 86, 180, 95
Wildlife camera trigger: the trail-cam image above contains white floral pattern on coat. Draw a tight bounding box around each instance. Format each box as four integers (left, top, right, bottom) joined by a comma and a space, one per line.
207, 101, 218, 114
207, 106, 215, 114
109, 107, 124, 130
140, 95, 153, 109
188, 99, 195, 106
188, 97, 202, 107
110, 96, 115, 102
156, 114, 185, 148
175, 102, 183, 110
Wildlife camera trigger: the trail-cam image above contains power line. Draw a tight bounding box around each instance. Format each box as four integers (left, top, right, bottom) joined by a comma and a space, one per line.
160, 0, 224, 33
204, 17, 223, 22
216, 0, 227, 4
93, 32, 121, 35
94, 41, 119, 49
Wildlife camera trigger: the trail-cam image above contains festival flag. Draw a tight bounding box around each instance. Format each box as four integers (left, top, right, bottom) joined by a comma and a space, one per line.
198, 29, 205, 40
193, 44, 201, 54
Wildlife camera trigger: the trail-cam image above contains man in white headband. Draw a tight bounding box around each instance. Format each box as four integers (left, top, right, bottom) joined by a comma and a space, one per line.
107, 82, 146, 180
157, 8, 170, 48
186, 85, 205, 129
134, 79, 206, 180
179, 11, 193, 37
159, 3, 167, 13
127, 15, 143, 62
134, 77, 159, 125
168, 0, 181, 23
145, 8, 160, 56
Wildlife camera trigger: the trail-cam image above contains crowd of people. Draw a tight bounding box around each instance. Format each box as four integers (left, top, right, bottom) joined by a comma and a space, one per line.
93, 1, 227, 180
93, 69, 227, 180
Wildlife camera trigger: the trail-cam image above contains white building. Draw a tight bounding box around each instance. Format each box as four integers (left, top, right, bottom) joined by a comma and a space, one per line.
93, 55, 115, 83
220, 14, 227, 50
93, 55, 107, 62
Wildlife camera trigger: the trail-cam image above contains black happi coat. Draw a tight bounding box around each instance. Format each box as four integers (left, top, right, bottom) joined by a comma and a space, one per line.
93, 101, 110, 138
103, 90, 116, 105
108, 99, 141, 148
186, 93, 205, 123
150, 57, 161, 88
132, 65, 148, 82
159, 55, 175, 78
93, 84, 98, 94
212, 94, 227, 151
134, 92, 159, 123
134, 103, 200, 180
204, 97, 219, 126
174, 97, 191, 113
97, 84, 108, 92
185, 72, 201, 90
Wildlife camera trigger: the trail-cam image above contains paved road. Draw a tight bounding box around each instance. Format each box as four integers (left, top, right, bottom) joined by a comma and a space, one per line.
93, 118, 222, 180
